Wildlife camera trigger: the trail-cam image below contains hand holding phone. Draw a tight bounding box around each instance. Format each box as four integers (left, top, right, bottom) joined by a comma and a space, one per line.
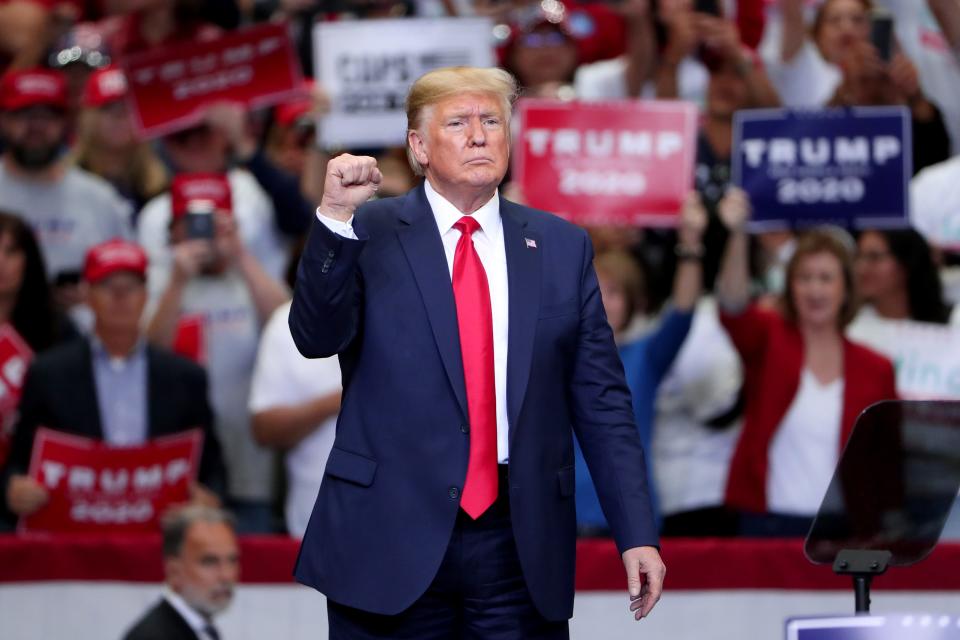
694, 0, 720, 17
870, 9, 894, 62
185, 200, 216, 241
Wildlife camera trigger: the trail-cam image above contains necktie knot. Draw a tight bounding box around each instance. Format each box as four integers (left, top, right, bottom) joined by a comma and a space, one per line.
454, 215, 481, 237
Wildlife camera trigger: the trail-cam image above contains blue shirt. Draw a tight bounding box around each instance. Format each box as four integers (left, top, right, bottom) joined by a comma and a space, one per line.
574, 307, 694, 531
90, 337, 148, 446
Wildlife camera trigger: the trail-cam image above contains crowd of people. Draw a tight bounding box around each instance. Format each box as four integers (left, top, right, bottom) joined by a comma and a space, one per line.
0, 0, 957, 544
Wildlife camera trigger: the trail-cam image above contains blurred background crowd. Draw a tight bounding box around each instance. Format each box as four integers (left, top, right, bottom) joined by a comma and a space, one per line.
0, 0, 957, 545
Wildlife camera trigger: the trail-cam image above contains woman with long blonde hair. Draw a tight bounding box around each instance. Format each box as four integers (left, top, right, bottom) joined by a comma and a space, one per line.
71, 66, 168, 216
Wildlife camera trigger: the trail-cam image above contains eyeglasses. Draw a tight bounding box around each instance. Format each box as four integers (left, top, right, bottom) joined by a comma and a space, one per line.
518, 31, 569, 48
855, 250, 893, 264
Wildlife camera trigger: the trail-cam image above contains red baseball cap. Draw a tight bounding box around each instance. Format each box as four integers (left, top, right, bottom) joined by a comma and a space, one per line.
83, 239, 148, 284
170, 173, 233, 220
496, 1, 626, 66
0, 69, 68, 111
274, 80, 316, 127
82, 66, 128, 108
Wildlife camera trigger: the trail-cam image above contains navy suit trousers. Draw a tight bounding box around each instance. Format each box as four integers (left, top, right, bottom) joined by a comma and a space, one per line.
327, 467, 569, 640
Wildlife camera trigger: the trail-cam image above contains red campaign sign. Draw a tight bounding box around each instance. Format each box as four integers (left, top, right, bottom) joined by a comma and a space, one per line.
0, 324, 32, 468
121, 22, 304, 138
20, 428, 203, 534
515, 100, 699, 227
172, 314, 206, 365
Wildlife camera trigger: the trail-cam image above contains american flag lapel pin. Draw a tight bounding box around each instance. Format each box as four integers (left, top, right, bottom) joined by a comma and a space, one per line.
525, 237, 537, 249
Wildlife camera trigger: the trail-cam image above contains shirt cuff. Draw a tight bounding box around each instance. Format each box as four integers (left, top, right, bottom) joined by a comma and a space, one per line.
316, 209, 358, 240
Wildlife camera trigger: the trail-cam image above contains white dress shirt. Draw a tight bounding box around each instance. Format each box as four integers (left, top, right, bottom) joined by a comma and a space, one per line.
163, 586, 220, 640
316, 181, 511, 462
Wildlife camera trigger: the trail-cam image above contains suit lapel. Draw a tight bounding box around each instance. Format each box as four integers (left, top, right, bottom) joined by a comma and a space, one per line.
396, 184, 469, 420
501, 200, 541, 440
74, 341, 105, 438
146, 348, 164, 437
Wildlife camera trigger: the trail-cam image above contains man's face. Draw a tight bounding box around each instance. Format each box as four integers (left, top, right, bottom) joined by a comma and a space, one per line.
706, 63, 749, 120
1, 106, 67, 171
162, 126, 229, 175
409, 92, 510, 197
166, 521, 239, 617
86, 272, 147, 334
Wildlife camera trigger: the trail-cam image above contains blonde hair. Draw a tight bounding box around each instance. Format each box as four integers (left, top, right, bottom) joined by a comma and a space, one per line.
405, 66, 519, 176
71, 108, 169, 203
782, 227, 859, 329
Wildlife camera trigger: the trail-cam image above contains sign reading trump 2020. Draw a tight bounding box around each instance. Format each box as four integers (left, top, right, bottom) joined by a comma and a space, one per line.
733, 106, 912, 231
20, 428, 202, 534
313, 17, 494, 149
122, 23, 303, 138
515, 100, 698, 227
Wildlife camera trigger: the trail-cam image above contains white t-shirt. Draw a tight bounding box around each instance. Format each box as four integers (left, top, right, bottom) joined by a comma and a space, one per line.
574, 55, 709, 109
652, 297, 743, 515
763, 39, 840, 108
0, 164, 132, 278
910, 154, 960, 249
249, 301, 340, 538
767, 368, 844, 515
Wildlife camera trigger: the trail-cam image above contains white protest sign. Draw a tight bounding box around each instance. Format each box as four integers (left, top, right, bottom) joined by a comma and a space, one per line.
847, 316, 960, 399
313, 17, 494, 149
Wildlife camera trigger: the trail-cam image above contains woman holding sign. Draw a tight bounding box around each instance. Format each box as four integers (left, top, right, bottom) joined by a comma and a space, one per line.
714, 188, 897, 536
772, 0, 950, 173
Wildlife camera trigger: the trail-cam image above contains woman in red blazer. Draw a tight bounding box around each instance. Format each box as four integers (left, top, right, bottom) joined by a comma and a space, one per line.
714, 189, 897, 536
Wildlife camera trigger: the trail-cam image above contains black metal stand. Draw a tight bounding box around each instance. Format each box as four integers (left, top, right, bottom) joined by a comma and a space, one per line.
832, 549, 892, 614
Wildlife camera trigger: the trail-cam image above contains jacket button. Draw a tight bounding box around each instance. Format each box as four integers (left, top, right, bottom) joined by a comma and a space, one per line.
460, 424, 469, 434
327, 250, 336, 258
448, 486, 460, 500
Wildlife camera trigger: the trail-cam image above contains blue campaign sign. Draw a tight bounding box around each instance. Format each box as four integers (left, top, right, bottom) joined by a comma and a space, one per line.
732, 107, 912, 232
787, 615, 960, 640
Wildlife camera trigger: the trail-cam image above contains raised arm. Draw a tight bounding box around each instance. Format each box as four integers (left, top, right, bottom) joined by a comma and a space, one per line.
289, 154, 382, 358
929, 0, 960, 59
673, 191, 709, 311
780, 0, 807, 62
714, 187, 753, 313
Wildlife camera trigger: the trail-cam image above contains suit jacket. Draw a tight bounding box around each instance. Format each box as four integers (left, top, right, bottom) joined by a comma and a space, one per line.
122, 599, 200, 640
720, 304, 898, 513
1, 339, 226, 505
289, 184, 658, 621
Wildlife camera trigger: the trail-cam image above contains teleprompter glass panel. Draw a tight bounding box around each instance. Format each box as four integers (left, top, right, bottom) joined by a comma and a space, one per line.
805, 401, 960, 566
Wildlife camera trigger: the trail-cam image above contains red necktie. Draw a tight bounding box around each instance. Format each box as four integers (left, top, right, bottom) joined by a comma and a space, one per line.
452, 215, 498, 519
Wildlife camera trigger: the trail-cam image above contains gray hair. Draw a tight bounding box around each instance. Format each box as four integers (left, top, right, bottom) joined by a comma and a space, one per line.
161, 505, 236, 558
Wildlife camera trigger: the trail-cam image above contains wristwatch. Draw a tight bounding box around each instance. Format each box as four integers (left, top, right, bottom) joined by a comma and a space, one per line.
675, 243, 705, 261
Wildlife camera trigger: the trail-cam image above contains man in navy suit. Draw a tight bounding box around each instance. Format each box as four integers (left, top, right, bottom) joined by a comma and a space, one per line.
289, 66, 665, 638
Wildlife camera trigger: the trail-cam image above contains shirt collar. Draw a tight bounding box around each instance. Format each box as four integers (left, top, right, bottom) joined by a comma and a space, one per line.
423, 179, 500, 238
89, 335, 147, 366
163, 586, 211, 635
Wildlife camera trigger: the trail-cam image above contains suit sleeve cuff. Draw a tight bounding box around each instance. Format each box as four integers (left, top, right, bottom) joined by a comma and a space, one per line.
316, 209, 358, 240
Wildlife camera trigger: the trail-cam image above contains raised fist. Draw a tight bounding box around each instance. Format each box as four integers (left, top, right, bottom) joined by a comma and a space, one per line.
319, 154, 383, 222
718, 187, 752, 232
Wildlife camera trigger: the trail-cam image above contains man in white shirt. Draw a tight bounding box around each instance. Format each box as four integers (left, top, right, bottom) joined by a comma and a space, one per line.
123, 505, 239, 640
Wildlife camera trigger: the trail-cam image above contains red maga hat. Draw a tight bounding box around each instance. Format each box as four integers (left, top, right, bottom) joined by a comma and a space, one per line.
170, 173, 233, 220
0, 69, 68, 111
83, 239, 148, 284
274, 79, 316, 127
82, 66, 128, 108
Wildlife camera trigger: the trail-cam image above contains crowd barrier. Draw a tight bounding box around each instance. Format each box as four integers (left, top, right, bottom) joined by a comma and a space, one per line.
2, 535, 959, 639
